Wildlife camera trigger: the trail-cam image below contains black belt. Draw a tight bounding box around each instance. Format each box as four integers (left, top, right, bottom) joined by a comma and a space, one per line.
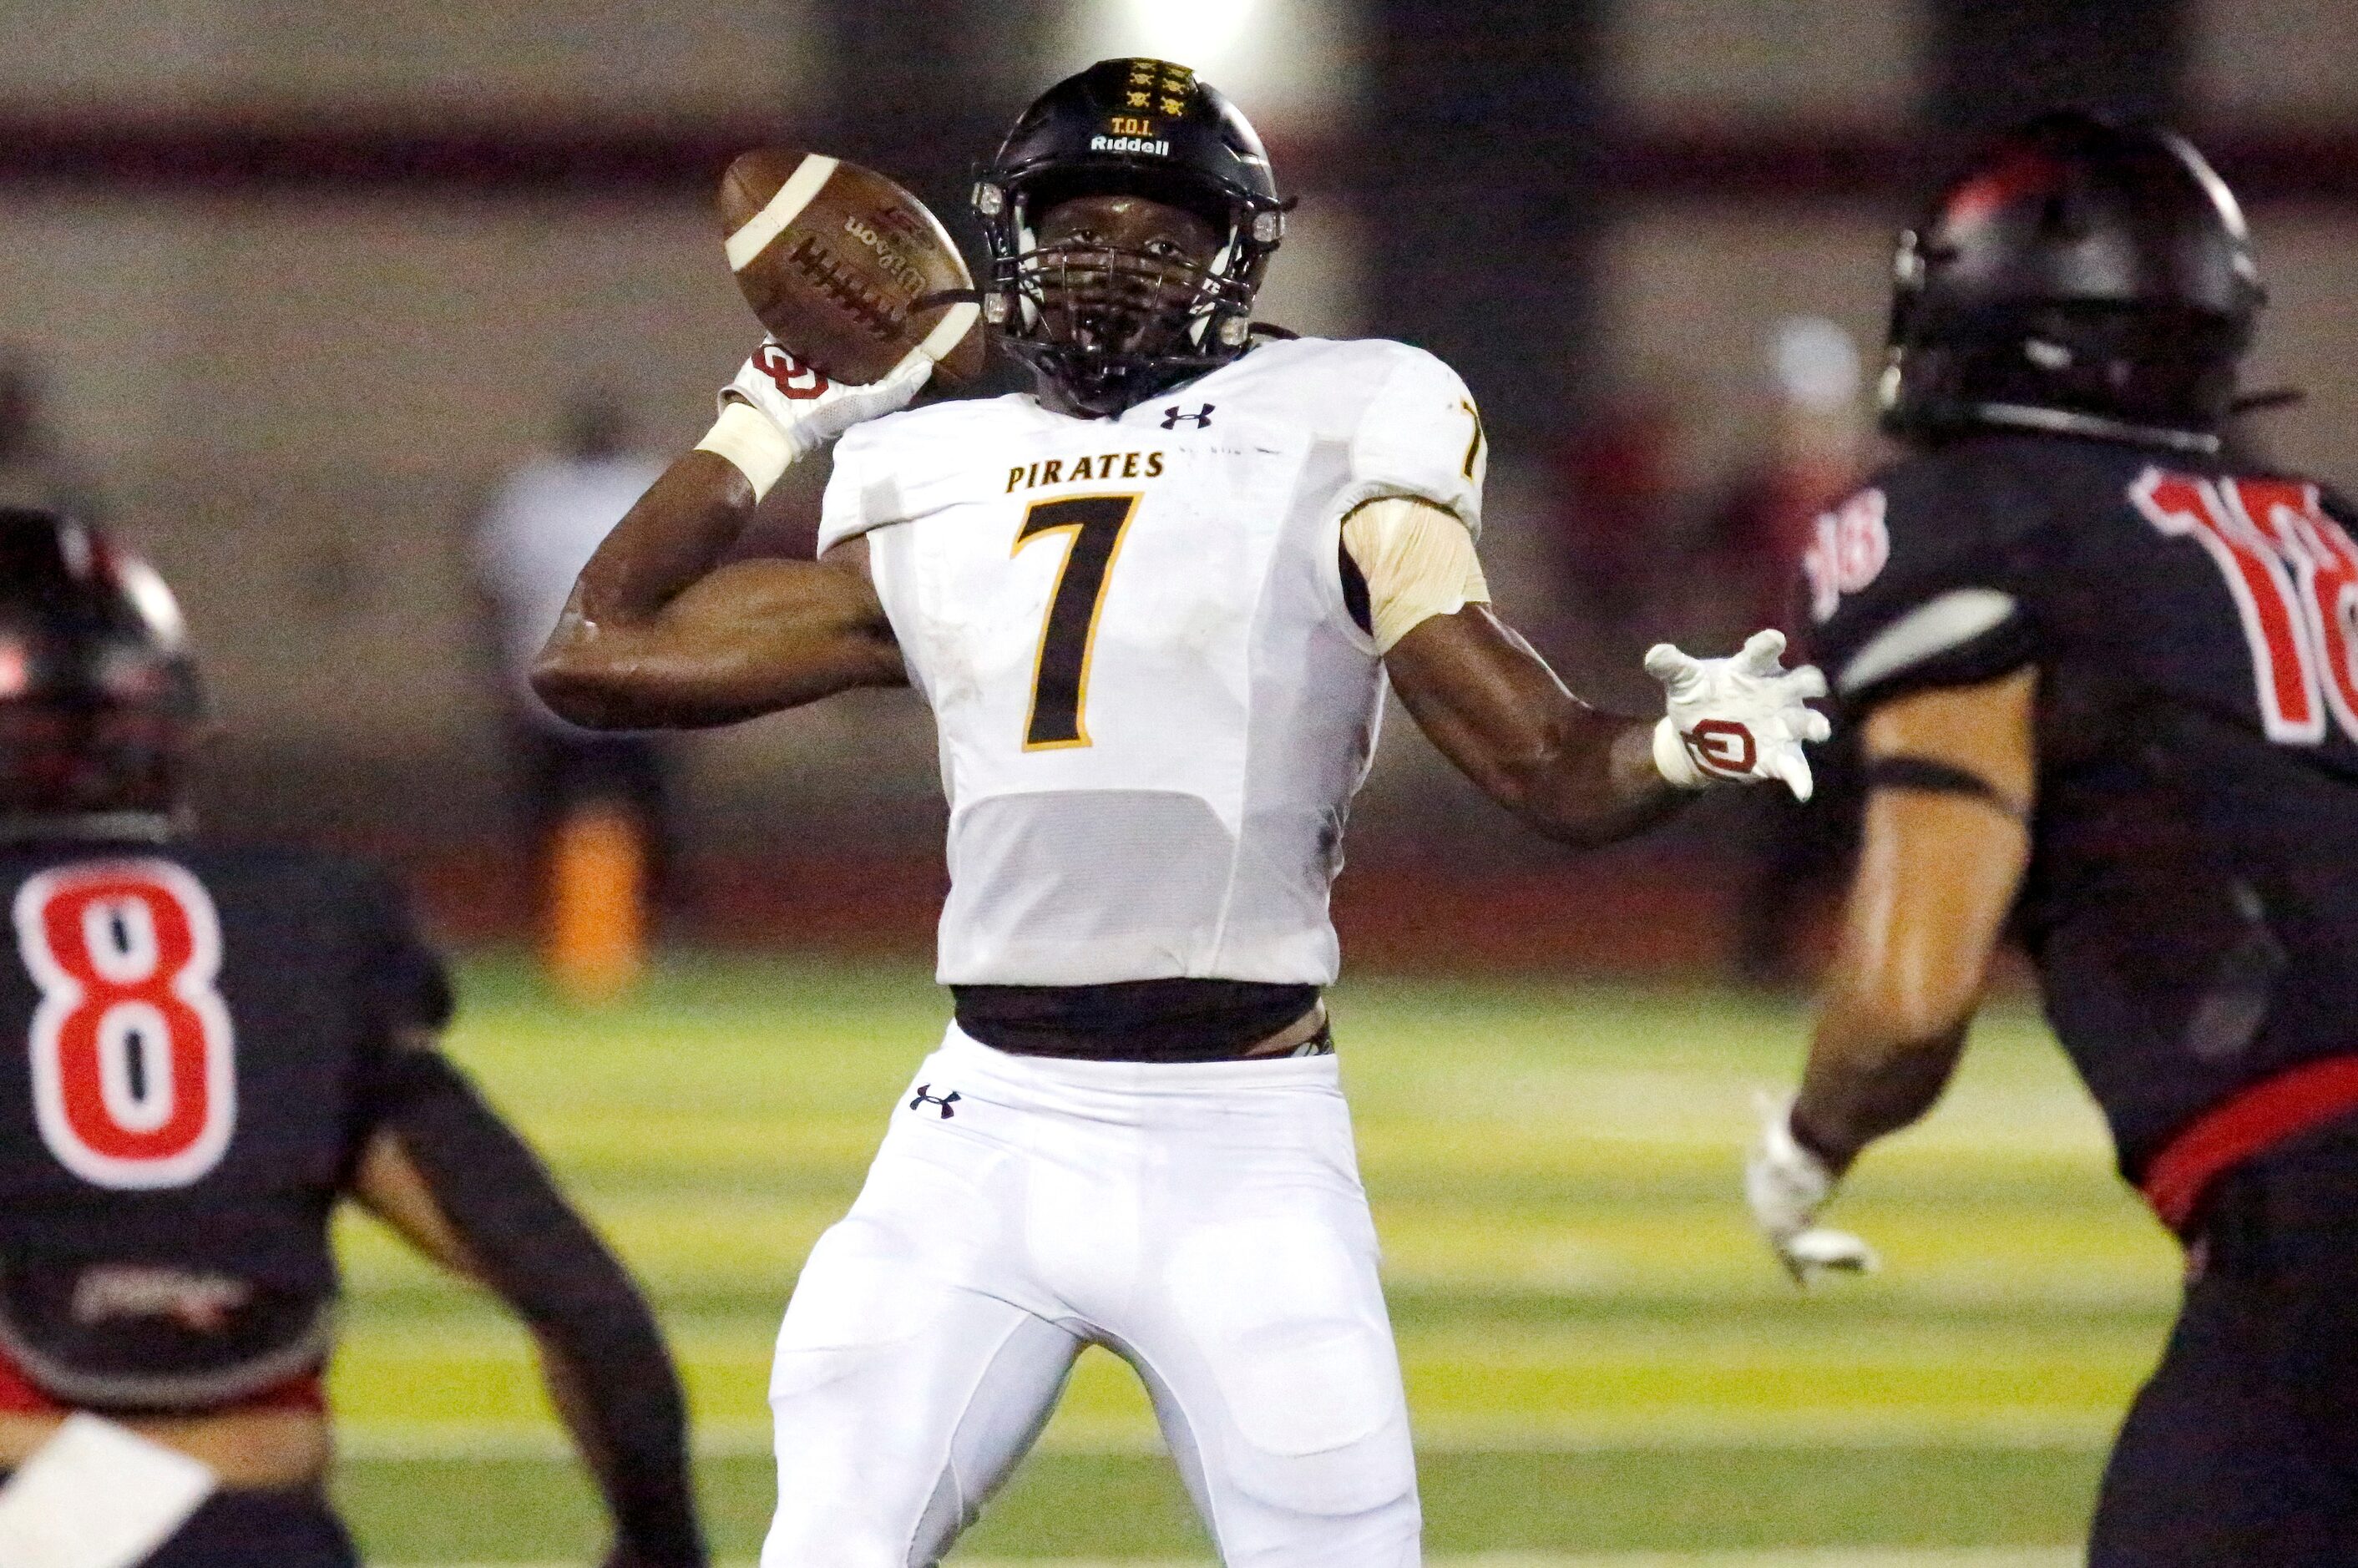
953, 979, 1322, 1062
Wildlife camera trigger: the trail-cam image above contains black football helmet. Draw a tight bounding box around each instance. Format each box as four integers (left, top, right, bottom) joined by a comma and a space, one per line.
974, 58, 1292, 417
1880, 110, 2266, 453
0, 508, 204, 834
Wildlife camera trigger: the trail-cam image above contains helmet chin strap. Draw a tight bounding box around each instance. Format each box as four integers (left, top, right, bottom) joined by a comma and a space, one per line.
1964, 401, 2222, 455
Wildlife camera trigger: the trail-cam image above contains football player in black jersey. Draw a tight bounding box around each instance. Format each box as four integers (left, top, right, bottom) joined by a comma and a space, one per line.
1743, 111, 2358, 1563
0, 508, 703, 1567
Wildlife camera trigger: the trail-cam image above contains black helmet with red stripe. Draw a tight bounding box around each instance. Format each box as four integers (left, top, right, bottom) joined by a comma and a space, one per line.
973, 58, 1292, 416
0, 508, 204, 832
1880, 110, 2266, 453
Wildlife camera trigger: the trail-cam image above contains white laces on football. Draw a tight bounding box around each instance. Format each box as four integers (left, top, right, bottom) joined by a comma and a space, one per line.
1645, 629, 1833, 802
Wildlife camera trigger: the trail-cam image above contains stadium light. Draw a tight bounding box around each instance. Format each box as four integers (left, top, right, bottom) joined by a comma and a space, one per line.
1110, 0, 1261, 72
1058, 0, 1357, 121
1771, 316, 1863, 413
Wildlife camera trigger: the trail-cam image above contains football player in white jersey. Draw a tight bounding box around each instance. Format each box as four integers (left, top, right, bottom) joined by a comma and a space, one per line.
536, 58, 1827, 1568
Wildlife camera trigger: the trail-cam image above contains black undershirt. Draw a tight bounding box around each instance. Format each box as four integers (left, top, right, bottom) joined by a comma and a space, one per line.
954, 979, 1322, 1062
954, 529, 1351, 1064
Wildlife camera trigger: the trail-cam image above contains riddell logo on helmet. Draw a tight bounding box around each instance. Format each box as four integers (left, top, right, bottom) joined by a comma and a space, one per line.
1090, 134, 1170, 158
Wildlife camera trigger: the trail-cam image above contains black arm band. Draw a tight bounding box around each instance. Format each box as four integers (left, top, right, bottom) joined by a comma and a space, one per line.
376, 1050, 706, 1568
1864, 755, 2027, 823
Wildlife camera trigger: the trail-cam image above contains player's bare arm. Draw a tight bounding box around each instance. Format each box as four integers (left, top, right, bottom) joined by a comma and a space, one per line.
1748, 668, 2035, 1281
534, 498, 903, 731
1796, 668, 2036, 1161
566, 450, 763, 626
530, 362, 928, 730
1386, 604, 1680, 847
1342, 485, 1829, 837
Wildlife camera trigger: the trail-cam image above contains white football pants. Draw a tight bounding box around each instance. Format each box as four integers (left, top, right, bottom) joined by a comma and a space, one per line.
759, 1024, 1419, 1567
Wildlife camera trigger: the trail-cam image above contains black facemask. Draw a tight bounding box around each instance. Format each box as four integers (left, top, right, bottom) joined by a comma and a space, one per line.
999, 230, 1252, 416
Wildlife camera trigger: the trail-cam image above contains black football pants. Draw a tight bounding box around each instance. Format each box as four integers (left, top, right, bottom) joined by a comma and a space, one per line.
2089, 1122, 2358, 1565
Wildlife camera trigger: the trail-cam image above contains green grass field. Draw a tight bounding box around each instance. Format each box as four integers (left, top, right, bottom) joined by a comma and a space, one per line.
326, 956, 2177, 1564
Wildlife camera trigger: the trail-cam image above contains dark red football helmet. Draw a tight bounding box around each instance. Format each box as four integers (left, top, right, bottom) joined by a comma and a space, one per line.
0, 508, 205, 832
1881, 110, 2265, 451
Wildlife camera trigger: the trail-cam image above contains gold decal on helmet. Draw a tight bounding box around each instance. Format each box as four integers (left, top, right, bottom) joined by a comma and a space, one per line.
1108, 114, 1156, 137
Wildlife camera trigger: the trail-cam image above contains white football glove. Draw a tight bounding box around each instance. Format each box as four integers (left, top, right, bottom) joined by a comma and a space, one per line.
722, 337, 935, 463
1645, 629, 1833, 802
1747, 1092, 1878, 1286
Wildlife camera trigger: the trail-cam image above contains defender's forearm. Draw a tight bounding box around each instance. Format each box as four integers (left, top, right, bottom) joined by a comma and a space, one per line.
1793, 1010, 1970, 1173
1789, 744, 2032, 1171
363, 1056, 706, 1567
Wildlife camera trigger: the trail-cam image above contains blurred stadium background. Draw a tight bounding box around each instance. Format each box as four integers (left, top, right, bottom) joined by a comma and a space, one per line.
5, 0, 2353, 1560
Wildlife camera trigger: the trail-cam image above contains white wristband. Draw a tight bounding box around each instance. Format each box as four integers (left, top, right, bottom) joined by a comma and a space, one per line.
694, 401, 794, 500
1652, 716, 1703, 789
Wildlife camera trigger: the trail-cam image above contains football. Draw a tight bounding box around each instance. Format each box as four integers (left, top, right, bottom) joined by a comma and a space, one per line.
717, 147, 987, 388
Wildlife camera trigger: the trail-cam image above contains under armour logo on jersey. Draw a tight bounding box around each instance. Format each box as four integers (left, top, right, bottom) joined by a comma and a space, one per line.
908, 1085, 962, 1119
1160, 403, 1215, 429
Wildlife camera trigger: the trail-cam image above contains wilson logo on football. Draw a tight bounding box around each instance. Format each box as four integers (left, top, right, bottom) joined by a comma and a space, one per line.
756, 344, 832, 402
1682, 719, 1758, 777
1804, 489, 1892, 624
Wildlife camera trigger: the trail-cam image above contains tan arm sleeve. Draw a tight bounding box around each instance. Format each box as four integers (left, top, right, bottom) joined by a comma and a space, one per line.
1342, 496, 1492, 653
1793, 669, 2037, 1166
694, 400, 794, 501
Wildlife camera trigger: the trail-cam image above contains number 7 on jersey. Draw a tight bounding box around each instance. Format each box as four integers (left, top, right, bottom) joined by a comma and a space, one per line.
1015, 494, 1140, 750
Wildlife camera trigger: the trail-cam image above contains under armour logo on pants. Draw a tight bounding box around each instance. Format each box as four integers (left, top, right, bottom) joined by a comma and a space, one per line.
909, 1085, 962, 1119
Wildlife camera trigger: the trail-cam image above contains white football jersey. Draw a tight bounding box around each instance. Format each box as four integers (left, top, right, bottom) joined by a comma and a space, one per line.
816, 336, 1486, 986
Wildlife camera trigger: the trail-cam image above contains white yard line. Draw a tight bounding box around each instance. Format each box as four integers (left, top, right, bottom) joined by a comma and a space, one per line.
339, 1414, 2112, 1463
394, 1551, 2081, 1568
